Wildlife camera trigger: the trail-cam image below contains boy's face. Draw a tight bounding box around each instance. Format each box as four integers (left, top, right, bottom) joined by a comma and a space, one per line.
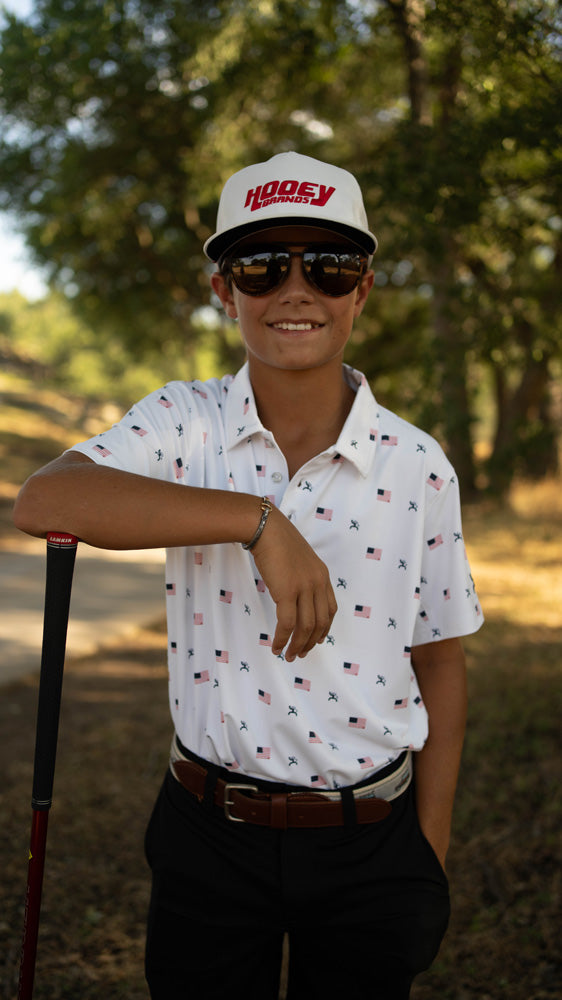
211, 226, 374, 378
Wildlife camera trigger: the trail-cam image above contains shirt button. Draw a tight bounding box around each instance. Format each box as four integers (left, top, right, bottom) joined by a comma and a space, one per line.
271, 472, 283, 483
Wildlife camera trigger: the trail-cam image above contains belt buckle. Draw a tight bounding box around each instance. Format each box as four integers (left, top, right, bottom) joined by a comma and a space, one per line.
223, 782, 259, 822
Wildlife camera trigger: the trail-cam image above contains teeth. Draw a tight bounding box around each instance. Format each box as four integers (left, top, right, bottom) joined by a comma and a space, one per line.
275, 322, 317, 331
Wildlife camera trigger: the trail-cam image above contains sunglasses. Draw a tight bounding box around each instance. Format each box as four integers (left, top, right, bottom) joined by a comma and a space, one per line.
221, 245, 368, 298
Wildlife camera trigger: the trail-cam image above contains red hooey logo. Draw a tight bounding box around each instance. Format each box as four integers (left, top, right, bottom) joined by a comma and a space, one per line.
245, 179, 336, 212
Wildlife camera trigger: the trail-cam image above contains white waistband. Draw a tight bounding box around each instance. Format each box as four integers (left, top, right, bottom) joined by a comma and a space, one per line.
170, 737, 412, 803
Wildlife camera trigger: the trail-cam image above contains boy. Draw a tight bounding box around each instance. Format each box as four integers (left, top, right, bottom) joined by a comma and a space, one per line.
14, 152, 483, 999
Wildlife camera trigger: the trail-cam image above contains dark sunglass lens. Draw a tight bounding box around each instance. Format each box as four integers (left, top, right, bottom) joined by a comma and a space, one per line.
304, 251, 364, 295
230, 251, 290, 295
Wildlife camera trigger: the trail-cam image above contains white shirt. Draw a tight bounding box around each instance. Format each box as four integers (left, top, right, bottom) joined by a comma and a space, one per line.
72, 363, 483, 788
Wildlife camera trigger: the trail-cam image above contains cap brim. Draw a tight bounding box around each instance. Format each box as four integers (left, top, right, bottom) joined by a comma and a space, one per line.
205, 217, 377, 261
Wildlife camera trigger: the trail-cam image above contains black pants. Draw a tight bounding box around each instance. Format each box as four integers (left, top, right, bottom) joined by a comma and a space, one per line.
144, 767, 450, 1000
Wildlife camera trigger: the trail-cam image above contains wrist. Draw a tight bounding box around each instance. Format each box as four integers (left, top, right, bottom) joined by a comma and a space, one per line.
242, 496, 274, 550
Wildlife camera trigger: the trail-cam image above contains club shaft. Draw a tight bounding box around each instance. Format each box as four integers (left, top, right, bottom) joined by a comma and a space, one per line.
18, 533, 78, 1000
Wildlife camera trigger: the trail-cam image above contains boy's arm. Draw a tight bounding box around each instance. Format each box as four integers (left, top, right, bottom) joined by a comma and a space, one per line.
13, 451, 337, 662
411, 637, 467, 871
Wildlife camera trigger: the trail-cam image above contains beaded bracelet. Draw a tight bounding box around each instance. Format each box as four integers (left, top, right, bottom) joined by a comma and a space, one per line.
242, 497, 274, 550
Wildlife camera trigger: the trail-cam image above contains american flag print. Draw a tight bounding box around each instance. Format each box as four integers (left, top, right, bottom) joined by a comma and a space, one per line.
93, 444, 111, 457
427, 534, 444, 549
349, 716, 367, 729
224, 760, 240, 770
427, 472, 444, 490
315, 506, 333, 520
256, 746, 271, 759
394, 698, 408, 709
74, 363, 484, 787
354, 605, 371, 619
192, 386, 208, 399
174, 458, 184, 479
311, 774, 327, 786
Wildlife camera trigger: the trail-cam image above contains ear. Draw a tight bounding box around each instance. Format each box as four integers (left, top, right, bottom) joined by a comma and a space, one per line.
211, 270, 237, 319
353, 268, 375, 319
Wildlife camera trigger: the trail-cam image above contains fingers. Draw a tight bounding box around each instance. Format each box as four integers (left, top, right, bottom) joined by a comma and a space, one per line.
272, 579, 337, 662
252, 507, 338, 661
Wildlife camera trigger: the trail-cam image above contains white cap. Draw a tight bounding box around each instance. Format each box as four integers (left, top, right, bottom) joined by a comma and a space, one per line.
204, 151, 377, 261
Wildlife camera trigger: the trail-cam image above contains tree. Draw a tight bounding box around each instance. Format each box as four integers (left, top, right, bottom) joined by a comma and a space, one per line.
1, 0, 560, 493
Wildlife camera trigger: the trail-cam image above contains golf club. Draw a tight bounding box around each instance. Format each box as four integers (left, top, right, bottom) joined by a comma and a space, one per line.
18, 532, 78, 1000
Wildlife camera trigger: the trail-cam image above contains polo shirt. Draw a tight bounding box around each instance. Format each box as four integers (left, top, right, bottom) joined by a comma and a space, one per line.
72, 363, 483, 788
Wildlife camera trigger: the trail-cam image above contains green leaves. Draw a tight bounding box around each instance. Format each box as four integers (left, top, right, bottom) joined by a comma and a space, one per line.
1, 0, 560, 492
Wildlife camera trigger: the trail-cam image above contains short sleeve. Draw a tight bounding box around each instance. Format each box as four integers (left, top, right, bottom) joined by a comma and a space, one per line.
413, 472, 483, 645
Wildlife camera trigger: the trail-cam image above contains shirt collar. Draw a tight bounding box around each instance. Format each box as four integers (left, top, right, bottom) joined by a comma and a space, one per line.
224, 362, 380, 477
224, 363, 268, 450
331, 366, 379, 478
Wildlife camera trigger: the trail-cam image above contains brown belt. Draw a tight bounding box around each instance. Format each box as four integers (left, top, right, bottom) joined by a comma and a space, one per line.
171, 757, 392, 829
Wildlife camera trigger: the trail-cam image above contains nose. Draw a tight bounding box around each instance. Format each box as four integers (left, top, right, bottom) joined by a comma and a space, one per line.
278, 254, 315, 301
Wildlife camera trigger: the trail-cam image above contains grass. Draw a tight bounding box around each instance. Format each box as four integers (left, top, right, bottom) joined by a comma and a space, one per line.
1, 370, 561, 998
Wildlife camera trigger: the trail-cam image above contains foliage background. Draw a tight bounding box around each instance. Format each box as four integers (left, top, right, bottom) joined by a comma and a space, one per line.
1, 4, 561, 996
1, 0, 561, 496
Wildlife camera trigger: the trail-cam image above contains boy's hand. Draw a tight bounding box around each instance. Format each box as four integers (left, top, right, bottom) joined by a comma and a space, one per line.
251, 507, 337, 662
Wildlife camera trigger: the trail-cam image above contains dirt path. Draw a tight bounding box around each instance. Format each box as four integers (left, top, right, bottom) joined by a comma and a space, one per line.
0, 536, 166, 684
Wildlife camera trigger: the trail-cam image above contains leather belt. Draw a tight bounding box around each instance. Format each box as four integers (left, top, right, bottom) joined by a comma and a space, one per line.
171, 756, 394, 828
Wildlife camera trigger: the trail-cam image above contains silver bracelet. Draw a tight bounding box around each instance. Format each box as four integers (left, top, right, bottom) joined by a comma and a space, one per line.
242, 497, 274, 550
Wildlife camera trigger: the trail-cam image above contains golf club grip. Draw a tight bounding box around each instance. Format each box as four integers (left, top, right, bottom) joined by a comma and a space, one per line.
31, 533, 78, 811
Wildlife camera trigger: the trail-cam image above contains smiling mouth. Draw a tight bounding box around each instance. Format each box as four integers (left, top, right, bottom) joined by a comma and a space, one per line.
270, 321, 323, 331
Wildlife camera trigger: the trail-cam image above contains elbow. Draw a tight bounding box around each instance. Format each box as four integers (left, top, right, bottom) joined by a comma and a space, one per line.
12, 474, 48, 538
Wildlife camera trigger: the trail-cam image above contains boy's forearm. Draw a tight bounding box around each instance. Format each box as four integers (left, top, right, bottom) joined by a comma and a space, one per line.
411, 638, 467, 870
13, 451, 338, 661
13, 451, 264, 550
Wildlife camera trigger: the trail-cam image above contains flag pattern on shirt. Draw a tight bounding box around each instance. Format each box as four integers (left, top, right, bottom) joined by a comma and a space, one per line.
70, 361, 483, 788
354, 605, 371, 619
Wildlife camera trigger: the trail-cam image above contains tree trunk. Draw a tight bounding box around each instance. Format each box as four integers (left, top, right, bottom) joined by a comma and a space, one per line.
487, 351, 559, 494
431, 256, 477, 496
386, 0, 432, 126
